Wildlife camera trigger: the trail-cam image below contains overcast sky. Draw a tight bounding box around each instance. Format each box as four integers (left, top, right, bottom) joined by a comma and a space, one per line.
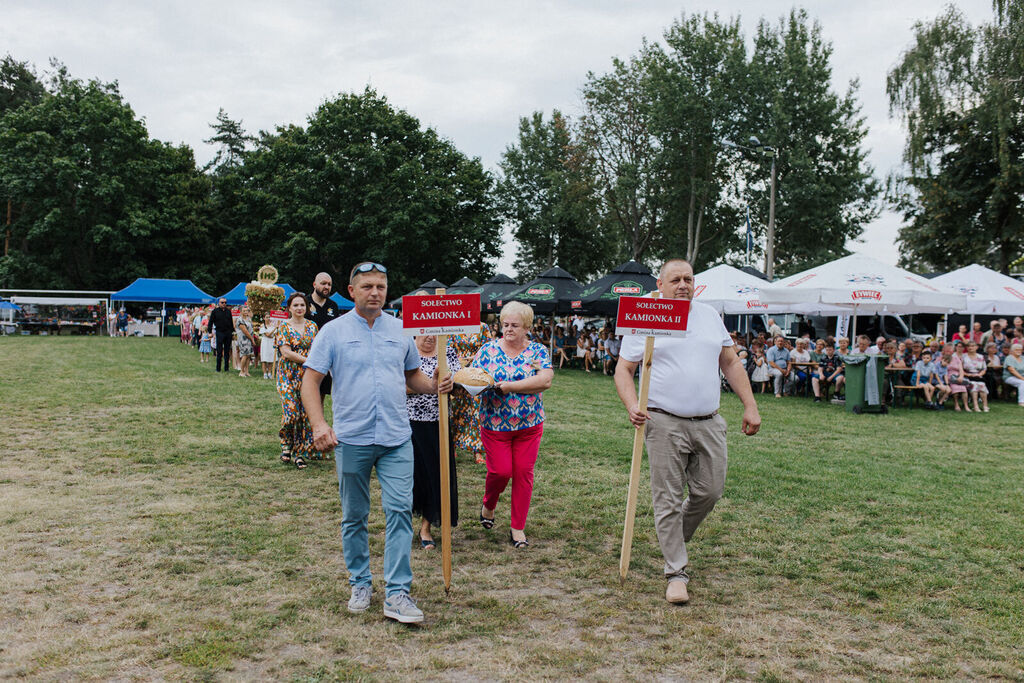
2, 0, 994, 277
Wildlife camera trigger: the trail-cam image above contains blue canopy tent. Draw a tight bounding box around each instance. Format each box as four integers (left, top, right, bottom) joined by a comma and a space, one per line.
330, 292, 355, 310
111, 278, 216, 336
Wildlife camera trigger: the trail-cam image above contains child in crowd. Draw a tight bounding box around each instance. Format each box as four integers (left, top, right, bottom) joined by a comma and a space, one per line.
259, 318, 278, 379
198, 325, 212, 363
912, 350, 939, 407
749, 342, 770, 392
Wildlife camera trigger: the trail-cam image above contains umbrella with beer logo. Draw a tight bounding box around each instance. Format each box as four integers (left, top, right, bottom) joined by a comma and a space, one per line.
576, 261, 657, 316
504, 266, 584, 315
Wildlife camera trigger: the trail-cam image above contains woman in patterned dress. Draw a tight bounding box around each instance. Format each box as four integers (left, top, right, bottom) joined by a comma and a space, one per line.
408, 335, 461, 549
450, 321, 493, 463
276, 292, 319, 469
236, 304, 256, 378
473, 302, 553, 548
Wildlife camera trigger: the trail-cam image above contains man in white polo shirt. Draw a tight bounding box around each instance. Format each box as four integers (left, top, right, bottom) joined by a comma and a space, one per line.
614, 258, 761, 605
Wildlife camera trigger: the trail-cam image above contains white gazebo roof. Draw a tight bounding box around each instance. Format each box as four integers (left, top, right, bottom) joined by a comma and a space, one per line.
927, 264, 1024, 315
759, 253, 966, 314
693, 264, 846, 315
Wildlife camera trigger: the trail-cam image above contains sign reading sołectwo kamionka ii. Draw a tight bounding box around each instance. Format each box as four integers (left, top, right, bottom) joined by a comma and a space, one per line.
615, 296, 690, 338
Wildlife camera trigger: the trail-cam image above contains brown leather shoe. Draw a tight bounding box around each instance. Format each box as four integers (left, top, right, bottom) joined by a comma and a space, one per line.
666, 580, 689, 604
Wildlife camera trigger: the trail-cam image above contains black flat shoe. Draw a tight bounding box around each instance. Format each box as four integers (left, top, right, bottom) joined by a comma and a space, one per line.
509, 530, 529, 549
479, 508, 495, 530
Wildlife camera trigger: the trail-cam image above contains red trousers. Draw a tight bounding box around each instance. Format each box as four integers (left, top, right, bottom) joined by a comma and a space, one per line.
480, 423, 543, 530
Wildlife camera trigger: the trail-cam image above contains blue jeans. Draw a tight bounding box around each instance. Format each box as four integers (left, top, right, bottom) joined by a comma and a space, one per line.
336, 440, 414, 596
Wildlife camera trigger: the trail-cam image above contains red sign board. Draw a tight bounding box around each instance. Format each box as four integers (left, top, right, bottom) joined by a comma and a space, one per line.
615, 296, 690, 337
571, 300, 581, 309
231, 309, 241, 317
267, 310, 289, 320
402, 293, 481, 336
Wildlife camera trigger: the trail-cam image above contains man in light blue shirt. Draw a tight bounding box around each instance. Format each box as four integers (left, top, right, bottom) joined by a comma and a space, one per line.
765, 335, 793, 397
303, 262, 452, 624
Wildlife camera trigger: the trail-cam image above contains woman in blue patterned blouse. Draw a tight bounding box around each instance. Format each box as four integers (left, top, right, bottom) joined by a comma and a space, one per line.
472, 302, 554, 548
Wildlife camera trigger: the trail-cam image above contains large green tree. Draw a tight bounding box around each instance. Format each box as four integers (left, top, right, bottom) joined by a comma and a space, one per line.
745, 9, 880, 276
496, 110, 610, 281
887, 3, 1023, 274
645, 13, 749, 270
230, 89, 501, 295
0, 67, 213, 289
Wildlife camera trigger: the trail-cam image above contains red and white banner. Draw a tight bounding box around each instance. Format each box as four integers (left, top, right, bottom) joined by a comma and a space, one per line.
402, 293, 481, 336
231, 309, 241, 317
615, 296, 690, 337
267, 310, 289, 320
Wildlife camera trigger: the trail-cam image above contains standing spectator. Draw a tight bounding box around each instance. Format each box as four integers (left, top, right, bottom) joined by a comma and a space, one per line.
236, 305, 256, 378
473, 302, 554, 549
1011, 317, 1024, 341
766, 335, 793, 398
605, 332, 622, 376
1003, 343, 1024, 406
198, 324, 211, 362
301, 261, 452, 624
980, 321, 1006, 354
116, 308, 129, 337
971, 321, 984, 344
749, 342, 770, 392
962, 341, 989, 412
766, 317, 783, 338
259, 316, 278, 379
984, 342, 1004, 398
407, 335, 461, 550
208, 298, 235, 373
451, 322, 494, 465
305, 272, 340, 399
277, 292, 319, 468
952, 325, 971, 343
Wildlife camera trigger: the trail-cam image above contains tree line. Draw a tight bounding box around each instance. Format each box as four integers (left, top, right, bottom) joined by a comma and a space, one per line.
1, 3, 1018, 297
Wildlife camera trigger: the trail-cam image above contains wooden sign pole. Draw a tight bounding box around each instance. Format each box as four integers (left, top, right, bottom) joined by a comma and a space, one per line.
435, 288, 454, 593
619, 292, 659, 584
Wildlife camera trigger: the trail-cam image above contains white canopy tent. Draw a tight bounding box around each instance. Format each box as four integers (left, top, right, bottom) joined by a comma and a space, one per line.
693, 264, 848, 315
10, 296, 108, 306
927, 264, 1024, 316
759, 254, 967, 338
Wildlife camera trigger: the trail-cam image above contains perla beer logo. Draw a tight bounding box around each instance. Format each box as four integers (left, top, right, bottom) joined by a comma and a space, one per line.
525, 285, 554, 299
611, 281, 643, 295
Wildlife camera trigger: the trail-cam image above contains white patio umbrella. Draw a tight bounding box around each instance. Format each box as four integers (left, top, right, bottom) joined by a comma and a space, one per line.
693, 264, 848, 315
759, 254, 967, 338
927, 264, 1024, 316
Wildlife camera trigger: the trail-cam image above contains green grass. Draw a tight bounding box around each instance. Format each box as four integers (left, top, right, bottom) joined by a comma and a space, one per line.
1, 337, 1023, 679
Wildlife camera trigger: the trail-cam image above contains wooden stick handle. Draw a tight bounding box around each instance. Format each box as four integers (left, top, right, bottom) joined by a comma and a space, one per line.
619, 292, 659, 584
435, 288, 453, 593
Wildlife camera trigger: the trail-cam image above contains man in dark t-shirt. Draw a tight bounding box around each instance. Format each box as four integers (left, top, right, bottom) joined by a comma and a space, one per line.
306, 272, 340, 396
208, 298, 235, 372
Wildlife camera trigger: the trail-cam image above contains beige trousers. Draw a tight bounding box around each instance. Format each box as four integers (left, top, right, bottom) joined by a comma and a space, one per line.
644, 411, 728, 582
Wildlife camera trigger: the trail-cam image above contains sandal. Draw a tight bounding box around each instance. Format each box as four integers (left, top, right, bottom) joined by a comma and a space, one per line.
294, 456, 307, 470
420, 538, 436, 550
280, 451, 292, 463
509, 530, 529, 549
479, 507, 495, 530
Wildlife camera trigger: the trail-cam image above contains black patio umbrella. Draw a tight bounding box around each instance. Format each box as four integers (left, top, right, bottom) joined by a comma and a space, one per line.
390, 279, 448, 309
504, 266, 584, 316
576, 260, 658, 316
446, 277, 480, 294
477, 273, 520, 312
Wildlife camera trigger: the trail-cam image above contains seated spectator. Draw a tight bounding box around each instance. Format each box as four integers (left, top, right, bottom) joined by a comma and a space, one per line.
766, 335, 794, 398
912, 350, 940, 408
1003, 343, 1024, 406
1011, 317, 1024, 341
576, 334, 592, 373
810, 338, 826, 363
952, 324, 971, 343
790, 338, 812, 393
748, 341, 770, 393
836, 337, 850, 355
556, 331, 575, 369
944, 343, 970, 411
854, 335, 872, 354
604, 333, 621, 376
984, 342, 1003, 398
872, 336, 887, 355
812, 344, 844, 402
962, 341, 989, 412
932, 345, 955, 409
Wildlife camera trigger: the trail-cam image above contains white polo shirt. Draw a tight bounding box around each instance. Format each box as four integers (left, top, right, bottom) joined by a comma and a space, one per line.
619, 300, 732, 417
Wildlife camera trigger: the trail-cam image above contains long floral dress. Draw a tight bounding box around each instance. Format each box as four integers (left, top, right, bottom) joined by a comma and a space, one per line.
276, 319, 322, 460
450, 322, 493, 463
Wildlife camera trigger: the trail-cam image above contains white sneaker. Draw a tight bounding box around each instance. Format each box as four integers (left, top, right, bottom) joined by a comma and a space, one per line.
347, 585, 372, 613
383, 592, 424, 623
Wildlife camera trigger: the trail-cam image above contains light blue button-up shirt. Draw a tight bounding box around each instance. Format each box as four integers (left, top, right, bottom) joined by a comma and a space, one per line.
304, 310, 419, 447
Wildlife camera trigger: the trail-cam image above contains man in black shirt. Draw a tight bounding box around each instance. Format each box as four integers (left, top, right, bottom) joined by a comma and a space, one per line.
208, 298, 235, 372
306, 272, 340, 396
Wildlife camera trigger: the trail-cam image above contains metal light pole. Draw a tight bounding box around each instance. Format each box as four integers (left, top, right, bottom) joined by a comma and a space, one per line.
723, 136, 778, 279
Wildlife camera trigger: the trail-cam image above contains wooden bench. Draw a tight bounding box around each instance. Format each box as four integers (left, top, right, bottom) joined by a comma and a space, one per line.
892, 385, 925, 409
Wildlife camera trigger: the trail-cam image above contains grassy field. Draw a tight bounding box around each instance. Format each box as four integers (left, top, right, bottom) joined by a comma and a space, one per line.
1, 337, 1023, 680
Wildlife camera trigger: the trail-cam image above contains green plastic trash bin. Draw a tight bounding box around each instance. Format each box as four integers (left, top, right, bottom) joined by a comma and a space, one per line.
841, 354, 888, 414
